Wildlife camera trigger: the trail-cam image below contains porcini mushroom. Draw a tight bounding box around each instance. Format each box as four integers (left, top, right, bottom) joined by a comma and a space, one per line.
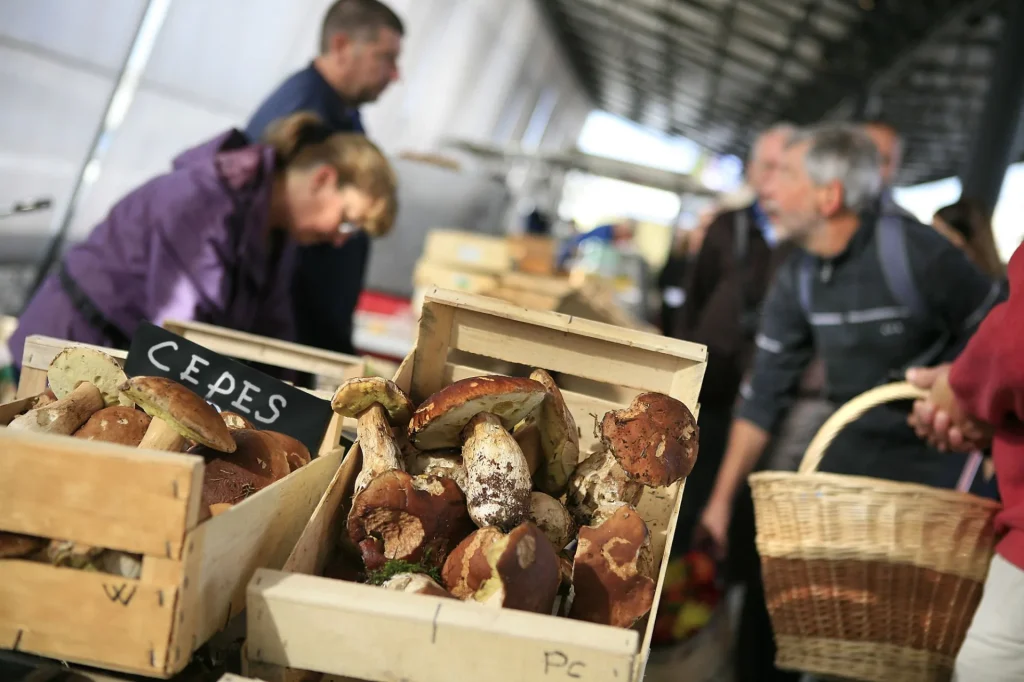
382, 573, 455, 598
9, 349, 130, 435
194, 429, 291, 515
0, 532, 47, 559
472, 522, 560, 615
569, 503, 655, 628
567, 392, 698, 526
512, 418, 543, 477
441, 526, 505, 599
122, 376, 235, 453
74, 406, 151, 446
601, 392, 698, 488
528, 492, 575, 551
347, 470, 474, 571
221, 411, 255, 430
406, 450, 468, 494
332, 377, 413, 494
409, 376, 547, 530
566, 444, 643, 527
263, 431, 311, 471
529, 369, 580, 496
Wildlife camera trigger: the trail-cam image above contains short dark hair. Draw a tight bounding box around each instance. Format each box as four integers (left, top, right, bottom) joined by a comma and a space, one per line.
320, 0, 404, 53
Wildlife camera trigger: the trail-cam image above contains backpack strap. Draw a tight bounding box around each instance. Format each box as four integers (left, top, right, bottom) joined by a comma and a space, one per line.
876, 215, 927, 318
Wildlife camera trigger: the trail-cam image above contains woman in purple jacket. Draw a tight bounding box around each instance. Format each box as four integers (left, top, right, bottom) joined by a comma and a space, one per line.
8, 112, 396, 370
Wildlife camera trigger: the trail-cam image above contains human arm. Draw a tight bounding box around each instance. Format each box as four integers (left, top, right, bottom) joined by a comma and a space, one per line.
699, 262, 813, 551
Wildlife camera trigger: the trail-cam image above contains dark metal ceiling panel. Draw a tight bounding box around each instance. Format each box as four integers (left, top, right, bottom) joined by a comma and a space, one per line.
541, 0, 1010, 185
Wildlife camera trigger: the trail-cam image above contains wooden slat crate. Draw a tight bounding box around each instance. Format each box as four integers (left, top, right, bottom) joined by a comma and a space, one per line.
244, 287, 707, 682
0, 333, 359, 677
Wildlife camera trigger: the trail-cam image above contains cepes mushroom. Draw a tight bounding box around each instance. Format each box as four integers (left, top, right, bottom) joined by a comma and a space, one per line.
528, 492, 575, 551
74, 406, 151, 446
569, 503, 655, 628
332, 377, 413, 494
221, 411, 255, 430
408, 376, 547, 530
382, 573, 455, 598
405, 450, 468, 494
192, 429, 291, 517
528, 369, 580, 496
347, 470, 474, 571
0, 532, 47, 559
263, 431, 312, 471
567, 392, 698, 526
471, 522, 560, 614
121, 376, 236, 453
8, 348, 130, 435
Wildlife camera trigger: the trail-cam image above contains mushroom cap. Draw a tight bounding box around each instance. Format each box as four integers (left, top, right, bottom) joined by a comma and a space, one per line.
382, 573, 455, 598
347, 470, 474, 571
529, 369, 580, 496
569, 504, 655, 628
0, 532, 47, 559
441, 526, 505, 599
406, 451, 468, 494
528, 492, 575, 550
512, 418, 543, 477
263, 431, 312, 471
122, 376, 236, 453
48, 347, 132, 408
601, 392, 698, 488
74, 406, 151, 446
332, 377, 413, 426
473, 522, 560, 614
194, 430, 290, 509
408, 376, 547, 450
221, 411, 255, 430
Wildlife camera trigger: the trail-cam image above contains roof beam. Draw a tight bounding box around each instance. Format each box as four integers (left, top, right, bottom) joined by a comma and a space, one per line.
698, 0, 742, 126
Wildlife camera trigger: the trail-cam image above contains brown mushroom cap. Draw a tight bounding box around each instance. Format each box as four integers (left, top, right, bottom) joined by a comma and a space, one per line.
528, 492, 575, 550
566, 446, 644, 527
382, 573, 456, 598
221, 411, 255, 430
48, 347, 133, 408
332, 377, 413, 426
193, 429, 291, 510
408, 376, 548, 450
473, 522, 560, 615
347, 470, 474, 571
74, 406, 151, 446
529, 369, 580, 496
569, 504, 655, 628
512, 418, 543, 477
122, 376, 236, 453
263, 431, 312, 471
601, 392, 698, 488
441, 526, 505, 599
0, 532, 47, 559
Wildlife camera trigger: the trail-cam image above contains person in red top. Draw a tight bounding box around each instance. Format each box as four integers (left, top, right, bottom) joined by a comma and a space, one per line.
907, 243, 1023, 681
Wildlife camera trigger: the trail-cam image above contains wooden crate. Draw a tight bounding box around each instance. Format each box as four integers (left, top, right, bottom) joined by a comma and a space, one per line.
422, 229, 512, 274
0, 405, 345, 678
244, 287, 708, 682
15, 333, 362, 449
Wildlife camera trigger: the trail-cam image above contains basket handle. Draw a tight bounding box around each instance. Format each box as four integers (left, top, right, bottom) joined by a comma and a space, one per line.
797, 382, 927, 474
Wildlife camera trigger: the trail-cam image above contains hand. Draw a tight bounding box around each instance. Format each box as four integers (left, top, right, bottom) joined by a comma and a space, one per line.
906, 365, 992, 453
695, 499, 731, 561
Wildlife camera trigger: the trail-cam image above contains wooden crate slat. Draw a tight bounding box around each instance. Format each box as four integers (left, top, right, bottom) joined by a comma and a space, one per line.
0, 560, 175, 675
247, 570, 639, 682
0, 431, 202, 559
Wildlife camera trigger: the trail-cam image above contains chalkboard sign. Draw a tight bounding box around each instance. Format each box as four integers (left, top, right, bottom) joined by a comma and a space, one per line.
125, 322, 333, 454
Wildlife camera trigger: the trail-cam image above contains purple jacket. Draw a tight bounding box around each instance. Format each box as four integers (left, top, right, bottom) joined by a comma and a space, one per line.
9, 130, 296, 369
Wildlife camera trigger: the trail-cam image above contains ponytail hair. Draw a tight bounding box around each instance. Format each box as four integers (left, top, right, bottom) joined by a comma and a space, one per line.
264, 112, 397, 237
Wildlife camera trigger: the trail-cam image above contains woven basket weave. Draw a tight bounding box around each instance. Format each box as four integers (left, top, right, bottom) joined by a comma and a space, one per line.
749, 383, 1001, 682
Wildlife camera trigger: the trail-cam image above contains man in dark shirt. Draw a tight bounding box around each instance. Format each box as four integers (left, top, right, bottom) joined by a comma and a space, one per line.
700, 124, 1003, 552
247, 0, 403, 356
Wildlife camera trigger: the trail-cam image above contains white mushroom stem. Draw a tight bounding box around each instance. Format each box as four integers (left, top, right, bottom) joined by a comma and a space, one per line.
462, 412, 532, 530
8, 383, 104, 436
138, 417, 187, 452
354, 403, 404, 494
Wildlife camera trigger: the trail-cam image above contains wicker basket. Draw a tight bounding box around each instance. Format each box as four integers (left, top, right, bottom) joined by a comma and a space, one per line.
749, 382, 1001, 682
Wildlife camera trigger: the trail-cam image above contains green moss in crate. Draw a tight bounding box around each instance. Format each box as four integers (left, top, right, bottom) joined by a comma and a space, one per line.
366, 555, 443, 586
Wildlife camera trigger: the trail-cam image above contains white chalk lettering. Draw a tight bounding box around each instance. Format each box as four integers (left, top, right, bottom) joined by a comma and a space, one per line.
255, 394, 286, 424
205, 372, 236, 400
231, 381, 261, 414
179, 354, 209, 386
147, 341, 177, 372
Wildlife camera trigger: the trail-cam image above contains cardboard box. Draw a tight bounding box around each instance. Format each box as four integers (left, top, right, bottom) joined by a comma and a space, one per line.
422, 229, 512, 274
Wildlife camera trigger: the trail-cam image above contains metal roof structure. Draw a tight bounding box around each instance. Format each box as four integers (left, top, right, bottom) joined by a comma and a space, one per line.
541, 0, 1009, 185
